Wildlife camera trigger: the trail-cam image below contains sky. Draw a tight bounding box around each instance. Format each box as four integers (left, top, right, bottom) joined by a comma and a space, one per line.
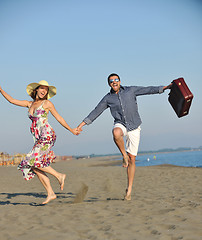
0, 0, 202, 156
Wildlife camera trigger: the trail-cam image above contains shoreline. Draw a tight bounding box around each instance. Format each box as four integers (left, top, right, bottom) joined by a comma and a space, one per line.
1, 148, 201, 167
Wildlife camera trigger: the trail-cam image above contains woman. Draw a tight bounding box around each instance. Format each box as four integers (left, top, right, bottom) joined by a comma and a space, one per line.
0, 80, 80, 204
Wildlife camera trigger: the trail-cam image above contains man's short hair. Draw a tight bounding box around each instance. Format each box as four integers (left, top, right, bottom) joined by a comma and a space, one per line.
107, 73, 120, 84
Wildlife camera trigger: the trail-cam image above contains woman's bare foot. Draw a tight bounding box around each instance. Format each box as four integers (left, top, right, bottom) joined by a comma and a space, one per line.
42, 194, 57, 204
59, 174, 66, 191
122, 155, 129, 168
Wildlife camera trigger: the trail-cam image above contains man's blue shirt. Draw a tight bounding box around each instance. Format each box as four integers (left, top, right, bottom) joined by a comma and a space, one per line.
83, 85, 164, 131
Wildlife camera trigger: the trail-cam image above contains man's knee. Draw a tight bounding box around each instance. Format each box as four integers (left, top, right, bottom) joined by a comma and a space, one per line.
113, 127, 123, 140
128, 153, 136, 164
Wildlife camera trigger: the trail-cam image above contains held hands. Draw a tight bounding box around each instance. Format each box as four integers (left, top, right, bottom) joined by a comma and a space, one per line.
77, 122, 86, 133
71, 122, 85, 136
77, 125, 83, 133
71, 127, 82, 136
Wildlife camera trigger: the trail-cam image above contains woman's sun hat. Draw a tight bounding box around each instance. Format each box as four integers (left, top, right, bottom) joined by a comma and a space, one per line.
26, 80, 57, 99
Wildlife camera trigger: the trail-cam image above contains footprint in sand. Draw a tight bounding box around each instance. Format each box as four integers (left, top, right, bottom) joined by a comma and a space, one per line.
73, 183, 89, 204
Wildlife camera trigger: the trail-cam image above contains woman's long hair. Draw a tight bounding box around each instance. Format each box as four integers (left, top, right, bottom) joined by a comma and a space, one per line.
30, 86, 49, 100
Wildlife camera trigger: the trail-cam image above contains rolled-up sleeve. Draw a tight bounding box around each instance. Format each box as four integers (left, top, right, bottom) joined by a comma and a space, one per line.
158, 86, 164, 94
83, 96, 108, 125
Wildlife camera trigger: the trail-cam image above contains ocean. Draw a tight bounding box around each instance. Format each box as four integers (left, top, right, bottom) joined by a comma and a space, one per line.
135, 150, 202, 168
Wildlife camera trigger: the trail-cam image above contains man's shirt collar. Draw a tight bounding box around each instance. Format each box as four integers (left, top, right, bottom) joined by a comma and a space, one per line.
110, 85, 125, 94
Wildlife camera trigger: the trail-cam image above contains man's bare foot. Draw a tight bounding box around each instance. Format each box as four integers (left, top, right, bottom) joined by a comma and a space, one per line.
42, 194, 57, 204
124, 189, 131, 201
122, 155, 129, 168
124, 194, 131, 201
59, 174, 66, 191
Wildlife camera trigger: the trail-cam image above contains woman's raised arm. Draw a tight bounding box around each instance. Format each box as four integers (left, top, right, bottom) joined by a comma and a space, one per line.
0, 86, 30, 108
44, 100, 80, 135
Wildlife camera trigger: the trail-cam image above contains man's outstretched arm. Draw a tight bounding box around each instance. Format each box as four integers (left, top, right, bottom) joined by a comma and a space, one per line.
77, 96, 108, 132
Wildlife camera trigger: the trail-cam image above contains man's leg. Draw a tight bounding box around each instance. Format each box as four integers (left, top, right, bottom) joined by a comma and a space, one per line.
124, 126, 141, 200
125, 153, 136, 200
113, 127, 129, 167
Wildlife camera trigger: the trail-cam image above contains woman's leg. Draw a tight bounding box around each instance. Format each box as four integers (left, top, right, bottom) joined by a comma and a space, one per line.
38, 166, 66, 190
33, 168, 56, 204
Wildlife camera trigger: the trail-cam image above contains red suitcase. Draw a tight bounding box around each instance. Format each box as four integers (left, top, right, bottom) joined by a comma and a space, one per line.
168, 78, 193, 118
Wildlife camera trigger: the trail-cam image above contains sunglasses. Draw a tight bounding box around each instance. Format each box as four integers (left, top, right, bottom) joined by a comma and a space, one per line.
109, 78, 120, 83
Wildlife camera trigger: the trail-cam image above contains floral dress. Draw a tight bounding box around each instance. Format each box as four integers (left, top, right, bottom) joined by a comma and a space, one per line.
18, 101, 56, 180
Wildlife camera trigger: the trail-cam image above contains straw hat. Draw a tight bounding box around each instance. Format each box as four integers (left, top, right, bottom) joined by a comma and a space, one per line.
26, 80, 57, 99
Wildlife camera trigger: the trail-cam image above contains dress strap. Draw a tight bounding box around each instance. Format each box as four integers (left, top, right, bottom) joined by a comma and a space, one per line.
29, 101, 34, 109
41, 100, 46, 106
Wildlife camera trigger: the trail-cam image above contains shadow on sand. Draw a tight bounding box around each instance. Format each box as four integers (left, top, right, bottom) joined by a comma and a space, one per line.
0, 184, 123, 206
0, 192, 75, 206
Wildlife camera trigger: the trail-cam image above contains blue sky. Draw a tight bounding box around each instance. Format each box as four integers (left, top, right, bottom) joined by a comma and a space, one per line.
0, 0, 202, 155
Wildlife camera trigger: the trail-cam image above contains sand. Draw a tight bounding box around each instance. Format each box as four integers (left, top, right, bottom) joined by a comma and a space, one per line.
0, 156, 201, 240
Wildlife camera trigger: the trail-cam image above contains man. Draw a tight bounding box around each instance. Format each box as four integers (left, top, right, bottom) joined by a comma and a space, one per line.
77, 73, 171, 200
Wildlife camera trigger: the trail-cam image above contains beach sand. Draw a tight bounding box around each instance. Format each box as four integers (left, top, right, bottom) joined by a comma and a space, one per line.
0, 156, 201, 240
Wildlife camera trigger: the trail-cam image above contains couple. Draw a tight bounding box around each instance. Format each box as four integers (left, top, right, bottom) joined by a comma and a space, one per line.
0, 74, 171, 204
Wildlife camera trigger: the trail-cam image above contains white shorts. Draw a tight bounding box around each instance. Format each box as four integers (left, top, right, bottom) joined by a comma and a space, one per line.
113, 123, 141, 156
